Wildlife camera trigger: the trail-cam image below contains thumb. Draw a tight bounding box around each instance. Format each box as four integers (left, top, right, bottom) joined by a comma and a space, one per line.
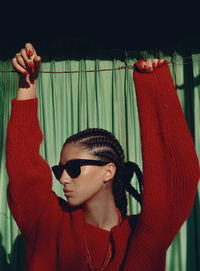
33, 55, 41, 72
27, 55, 41, 83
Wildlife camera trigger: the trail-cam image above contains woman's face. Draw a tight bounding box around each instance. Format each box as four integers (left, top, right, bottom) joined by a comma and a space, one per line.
59, 143, 115, 207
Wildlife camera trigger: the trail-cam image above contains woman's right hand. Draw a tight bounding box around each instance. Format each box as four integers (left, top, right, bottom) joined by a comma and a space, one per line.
12, 43, 41, 77
12, 43, 41, 100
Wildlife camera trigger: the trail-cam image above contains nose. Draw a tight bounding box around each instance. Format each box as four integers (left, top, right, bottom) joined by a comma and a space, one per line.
59, 169, 72, 185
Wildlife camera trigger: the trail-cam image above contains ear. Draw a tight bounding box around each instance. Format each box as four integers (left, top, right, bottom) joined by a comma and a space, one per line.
103, 163, 116, 183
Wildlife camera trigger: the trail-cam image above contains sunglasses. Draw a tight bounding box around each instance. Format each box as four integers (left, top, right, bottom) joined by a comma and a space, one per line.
51, 159, 108, 180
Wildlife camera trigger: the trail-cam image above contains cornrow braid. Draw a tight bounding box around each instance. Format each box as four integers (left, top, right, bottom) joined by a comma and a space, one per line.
64, 128, 128, 217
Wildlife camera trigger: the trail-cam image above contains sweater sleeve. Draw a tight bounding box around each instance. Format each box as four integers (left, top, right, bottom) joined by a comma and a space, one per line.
6, 98, 54, 239
123, 61, 200, 270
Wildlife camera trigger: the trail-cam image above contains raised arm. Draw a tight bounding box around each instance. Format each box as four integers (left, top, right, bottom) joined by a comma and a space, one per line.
6, 43, 54, 239
134, 59, 199, 238
123, 59, 199, 270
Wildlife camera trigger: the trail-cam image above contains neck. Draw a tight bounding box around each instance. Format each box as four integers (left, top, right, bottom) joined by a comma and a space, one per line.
82, 192, 119, 231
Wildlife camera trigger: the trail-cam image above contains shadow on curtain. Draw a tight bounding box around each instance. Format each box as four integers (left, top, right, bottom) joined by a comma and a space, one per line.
0, 232, 25, 271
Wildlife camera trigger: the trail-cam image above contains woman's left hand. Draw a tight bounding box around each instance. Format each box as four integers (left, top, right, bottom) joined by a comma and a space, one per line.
141, 59, 165, 72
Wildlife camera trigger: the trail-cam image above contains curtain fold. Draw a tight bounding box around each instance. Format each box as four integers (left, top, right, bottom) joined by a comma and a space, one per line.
0, 53, 199, 271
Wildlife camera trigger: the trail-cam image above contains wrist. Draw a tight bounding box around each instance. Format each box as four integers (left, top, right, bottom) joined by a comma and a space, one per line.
16, 74, 38, 100
16, 88, 37, 100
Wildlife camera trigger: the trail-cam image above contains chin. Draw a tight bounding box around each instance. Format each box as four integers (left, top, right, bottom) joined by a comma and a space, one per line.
66, 197, 82, 207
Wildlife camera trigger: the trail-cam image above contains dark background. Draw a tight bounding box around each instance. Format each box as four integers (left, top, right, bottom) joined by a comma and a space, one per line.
1, 5, 200, 60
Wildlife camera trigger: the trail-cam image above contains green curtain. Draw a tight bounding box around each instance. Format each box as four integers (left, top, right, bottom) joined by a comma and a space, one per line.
0, 53, 199, 271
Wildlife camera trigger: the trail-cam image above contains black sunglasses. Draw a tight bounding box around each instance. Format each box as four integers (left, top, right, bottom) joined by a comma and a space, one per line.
51, 159, 108, 180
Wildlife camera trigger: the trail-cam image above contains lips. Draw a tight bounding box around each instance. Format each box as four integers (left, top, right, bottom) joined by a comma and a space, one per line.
63, 188, 73, 196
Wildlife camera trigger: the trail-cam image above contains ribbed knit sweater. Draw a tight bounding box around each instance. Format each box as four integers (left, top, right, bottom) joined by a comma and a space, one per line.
6, 61, 200, 271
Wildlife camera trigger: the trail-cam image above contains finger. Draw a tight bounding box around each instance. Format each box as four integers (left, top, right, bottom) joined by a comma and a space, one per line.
12, 57, 28, 75
152, 59, 159, 68
140, 61, 146, 70
141, 61, 150, 70
141, 61, 152, 71
20, 48, 34, 70
146, 59, 153, 71
25, 43, 38, 74
158, 59, 164, 64
141, 59, 154, 71
33, 55, 41, 73
16, 53, 30, 72
25, 43, 37, 59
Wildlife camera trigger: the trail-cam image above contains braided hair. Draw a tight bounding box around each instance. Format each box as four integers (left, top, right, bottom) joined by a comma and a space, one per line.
64, 128, 143, 217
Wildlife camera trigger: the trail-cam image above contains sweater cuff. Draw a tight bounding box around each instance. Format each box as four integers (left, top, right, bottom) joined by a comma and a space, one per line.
10, 98, 39, 124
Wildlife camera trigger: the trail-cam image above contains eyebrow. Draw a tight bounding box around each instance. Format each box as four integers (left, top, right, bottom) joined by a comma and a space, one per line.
59, 159, 77, 165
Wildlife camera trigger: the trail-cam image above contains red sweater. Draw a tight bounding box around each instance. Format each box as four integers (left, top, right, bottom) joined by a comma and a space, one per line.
6, 61, 200, 271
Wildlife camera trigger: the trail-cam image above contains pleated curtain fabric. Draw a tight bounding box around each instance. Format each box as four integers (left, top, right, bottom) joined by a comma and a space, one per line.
0, 53, 199, 271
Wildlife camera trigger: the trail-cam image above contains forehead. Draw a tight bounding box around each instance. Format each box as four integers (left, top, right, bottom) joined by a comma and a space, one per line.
60, 143, 95, 164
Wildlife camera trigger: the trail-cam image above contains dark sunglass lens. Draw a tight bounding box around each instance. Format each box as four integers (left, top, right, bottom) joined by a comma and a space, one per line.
65, 161, 81, 178
52, 165, 63, 180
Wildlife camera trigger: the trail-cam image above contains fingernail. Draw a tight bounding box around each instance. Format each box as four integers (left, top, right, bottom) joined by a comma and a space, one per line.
28, 50, 33, 57
148, 67, 153, 71
29, 62, 34, 68
31, 68, 35, 74
24, 71, 29, 75
153, 62, 156, 67
144, 65, 148, 70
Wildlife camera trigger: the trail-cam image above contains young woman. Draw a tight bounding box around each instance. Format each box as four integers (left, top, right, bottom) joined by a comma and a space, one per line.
6, 43, 200, 271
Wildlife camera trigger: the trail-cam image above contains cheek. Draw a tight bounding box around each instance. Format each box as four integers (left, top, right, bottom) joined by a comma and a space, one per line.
81, 166, 104, 188
67, 168, 104, 205
79, 169, 103, 196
